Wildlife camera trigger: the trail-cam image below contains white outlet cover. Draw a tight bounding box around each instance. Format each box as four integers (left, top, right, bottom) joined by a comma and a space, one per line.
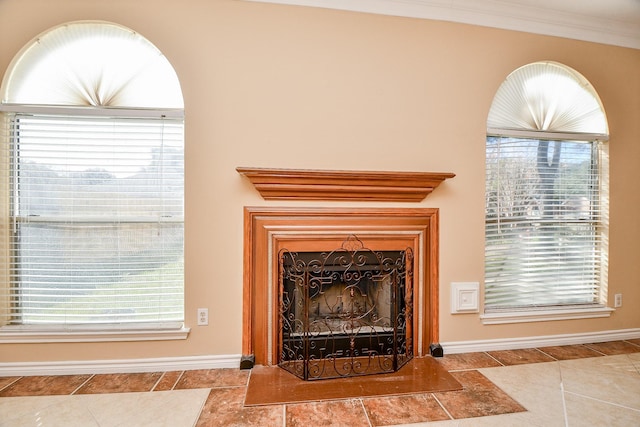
451, 282, 479, 314
614, 294, 622, 308
197, 308, 209, 326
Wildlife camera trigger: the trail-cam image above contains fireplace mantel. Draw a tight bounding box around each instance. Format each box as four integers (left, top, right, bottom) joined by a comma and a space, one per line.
237, 167, 455, 202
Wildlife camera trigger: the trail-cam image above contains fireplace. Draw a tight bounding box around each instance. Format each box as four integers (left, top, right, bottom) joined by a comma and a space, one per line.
278, 235, 413, 380
239, 166, 454, 375
241, 206, 445, 371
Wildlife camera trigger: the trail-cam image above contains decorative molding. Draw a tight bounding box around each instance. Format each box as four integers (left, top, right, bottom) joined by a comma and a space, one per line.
0, 354, 242, 377
237, 167, 455, 202
243, 0, 640, 50
441, 328, 640, 355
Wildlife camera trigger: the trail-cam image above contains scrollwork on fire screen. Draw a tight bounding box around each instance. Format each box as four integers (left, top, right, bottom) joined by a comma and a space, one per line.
278, 235, 413, 380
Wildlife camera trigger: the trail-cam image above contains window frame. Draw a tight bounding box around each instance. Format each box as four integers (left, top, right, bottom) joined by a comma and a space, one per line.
482, 61, 610, 324
482, 128, 611, 324
0, 20, 188, 341
0, 106, 188, 342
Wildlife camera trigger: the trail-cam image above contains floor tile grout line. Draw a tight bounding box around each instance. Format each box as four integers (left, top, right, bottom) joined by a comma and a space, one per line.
193, 386, 213, 427
242, 369, 251, 408
245, 367, 252, 388
484, 351, 505, 366
151, 370, 177, 392
534, 347, 559, 361
623, 339, 640, 349
210, 385, 247, 391
581, 343, 609, 356
150, 371, 165, 392
431, 392, 454, 421
563, 389, 640, 413
282, 404, 286, 427
559, 371, 569, 427
71, 374, 94, 395
358, 398, 374, 427
0, 376, 22, 393
172, 370, 186, 390
626, 353, 640, 375
83, 400, 102, 427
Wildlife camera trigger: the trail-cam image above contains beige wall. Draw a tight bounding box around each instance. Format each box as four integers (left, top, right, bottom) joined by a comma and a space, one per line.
1, 0, 639, 363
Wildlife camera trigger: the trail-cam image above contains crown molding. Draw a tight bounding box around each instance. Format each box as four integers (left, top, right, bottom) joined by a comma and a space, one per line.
244, 0, 640, 50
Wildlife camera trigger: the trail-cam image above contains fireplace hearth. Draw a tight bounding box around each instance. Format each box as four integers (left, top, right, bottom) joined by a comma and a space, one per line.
278, 235, 413, 380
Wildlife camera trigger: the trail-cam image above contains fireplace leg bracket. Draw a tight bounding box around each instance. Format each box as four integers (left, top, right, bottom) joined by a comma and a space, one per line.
240, 354, 255, 370
429, 343, 444, 358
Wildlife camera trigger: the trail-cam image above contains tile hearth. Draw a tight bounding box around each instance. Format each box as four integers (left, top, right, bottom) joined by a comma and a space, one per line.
244, 357, 464, 406
1, 340, 639, 426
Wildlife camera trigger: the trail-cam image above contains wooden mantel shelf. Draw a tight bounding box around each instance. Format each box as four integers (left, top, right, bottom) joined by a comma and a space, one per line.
236, 167, 455, 202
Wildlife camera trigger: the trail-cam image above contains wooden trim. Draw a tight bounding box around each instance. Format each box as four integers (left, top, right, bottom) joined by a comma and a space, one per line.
236, 167, 455, 202
242, 207, 440, 365
241, 207, 254, 357
428, 212, 440, 345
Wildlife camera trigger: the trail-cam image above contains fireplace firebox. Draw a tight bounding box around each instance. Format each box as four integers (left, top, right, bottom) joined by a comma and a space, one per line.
278, 235, 413, 380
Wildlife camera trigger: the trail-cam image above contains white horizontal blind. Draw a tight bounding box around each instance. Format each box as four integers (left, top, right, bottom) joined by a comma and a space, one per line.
485, 136, 603, 310
1, 112, 184, 326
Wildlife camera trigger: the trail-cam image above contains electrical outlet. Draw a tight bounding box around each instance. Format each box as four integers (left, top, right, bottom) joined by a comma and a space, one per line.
197, 308, 209, 325
614, 294, 622, 308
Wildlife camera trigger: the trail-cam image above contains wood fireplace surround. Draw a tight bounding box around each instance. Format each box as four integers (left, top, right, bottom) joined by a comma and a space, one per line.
239, 168, 454, 368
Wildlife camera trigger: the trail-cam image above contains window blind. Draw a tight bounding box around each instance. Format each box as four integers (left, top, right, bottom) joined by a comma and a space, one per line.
485, 136, 604, 310
0, 112, 184, 326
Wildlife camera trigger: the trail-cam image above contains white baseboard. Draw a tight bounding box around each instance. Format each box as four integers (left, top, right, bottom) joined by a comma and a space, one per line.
3, 328, 639, 376
440, 328, 640, 354
0, 354, 242, 377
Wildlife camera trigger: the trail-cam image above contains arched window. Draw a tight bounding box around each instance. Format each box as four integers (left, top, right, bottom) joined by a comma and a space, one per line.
484, 61, 609, 320
0, 21, 185, 334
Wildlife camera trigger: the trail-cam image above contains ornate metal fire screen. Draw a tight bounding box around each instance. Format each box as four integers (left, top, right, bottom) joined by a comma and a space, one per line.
278, 235, 413, 380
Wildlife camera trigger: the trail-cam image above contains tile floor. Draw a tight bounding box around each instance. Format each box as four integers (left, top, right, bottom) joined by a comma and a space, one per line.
1, 339, 639, 426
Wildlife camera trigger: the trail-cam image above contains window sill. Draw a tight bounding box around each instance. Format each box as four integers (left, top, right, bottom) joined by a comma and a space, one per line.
0, 325, 190, 343
480, 306, 614, 324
